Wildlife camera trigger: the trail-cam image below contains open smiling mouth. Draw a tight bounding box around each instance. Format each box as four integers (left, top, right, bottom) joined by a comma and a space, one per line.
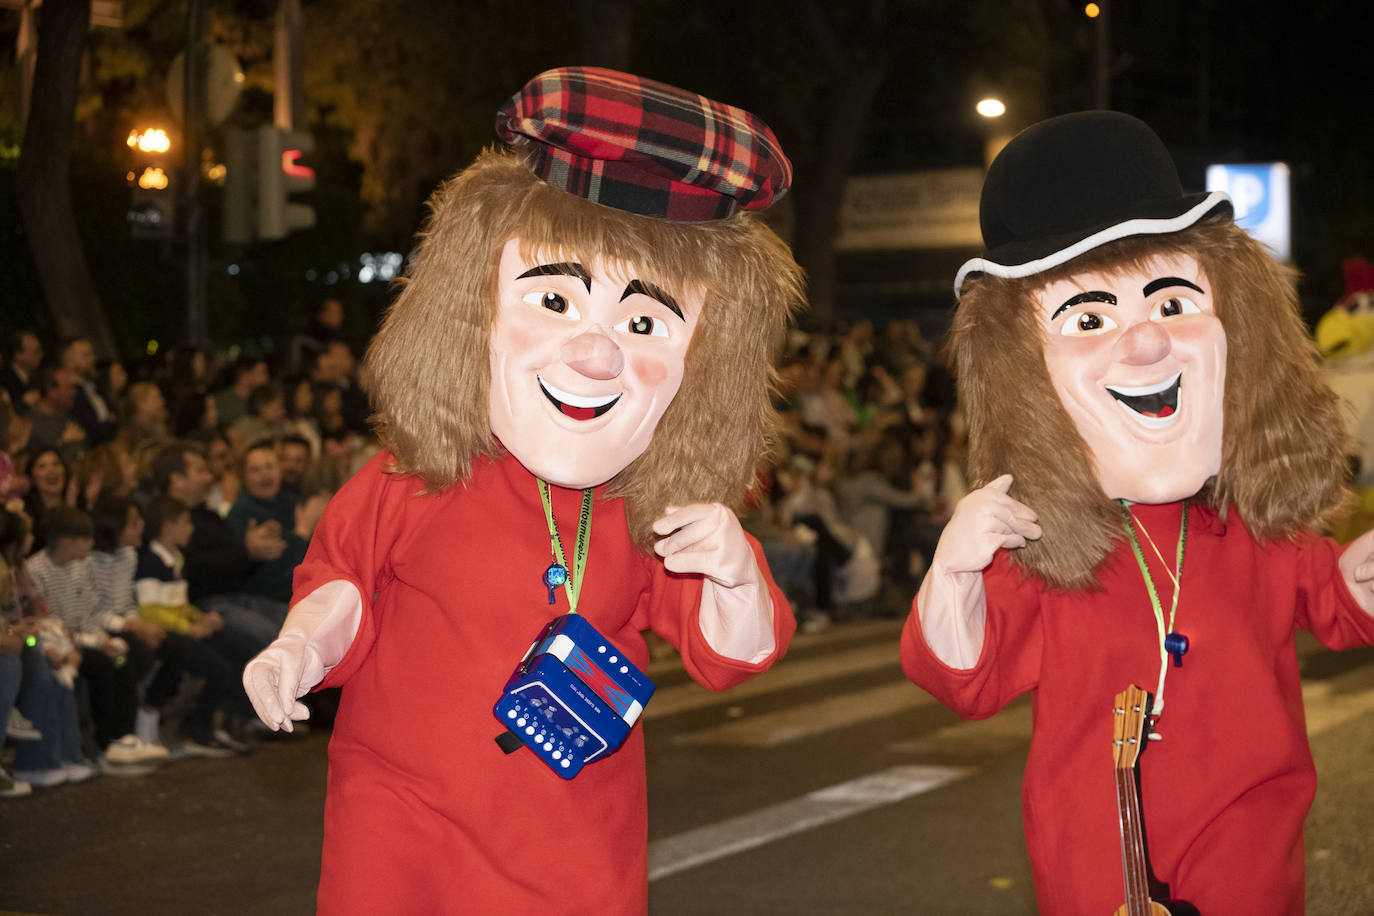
538, 376, 621, 421
1105, 372, 1181, 428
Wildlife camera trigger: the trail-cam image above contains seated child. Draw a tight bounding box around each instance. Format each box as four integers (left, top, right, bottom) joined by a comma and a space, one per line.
136, 496, 264, 754
25, 506, 168, 768
3, 509, 95, 788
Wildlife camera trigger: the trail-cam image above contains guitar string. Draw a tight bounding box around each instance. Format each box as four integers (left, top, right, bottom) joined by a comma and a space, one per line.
1118, 768, 1150, 912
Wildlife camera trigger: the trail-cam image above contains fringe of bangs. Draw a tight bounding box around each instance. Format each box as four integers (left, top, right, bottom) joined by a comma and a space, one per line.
362, 147, 806, 549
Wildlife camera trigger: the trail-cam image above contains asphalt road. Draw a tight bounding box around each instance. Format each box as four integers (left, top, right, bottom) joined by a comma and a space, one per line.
3, 622, 1374, 915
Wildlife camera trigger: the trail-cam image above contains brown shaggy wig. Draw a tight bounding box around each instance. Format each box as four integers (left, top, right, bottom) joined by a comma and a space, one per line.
363, 147, 805, 549
950, 217, 1352, 590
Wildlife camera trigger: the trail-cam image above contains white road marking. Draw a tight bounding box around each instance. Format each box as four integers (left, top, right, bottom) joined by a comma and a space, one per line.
670, 681, 937, 747
647, 764, 971, 881
647, 640, 903, 719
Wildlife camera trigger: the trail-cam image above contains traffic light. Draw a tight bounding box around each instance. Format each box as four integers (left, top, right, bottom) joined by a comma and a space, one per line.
257, 125, 316, 240
126, 127, 176, 239
222, 125, 317, 243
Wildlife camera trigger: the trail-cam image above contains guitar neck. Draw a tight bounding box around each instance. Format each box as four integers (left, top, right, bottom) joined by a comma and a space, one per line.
1115, 765, 1154, 915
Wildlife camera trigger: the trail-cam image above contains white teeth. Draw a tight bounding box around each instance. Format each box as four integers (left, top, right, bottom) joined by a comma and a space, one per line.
1105, 372, 1181, 398
538, 376, 619, 408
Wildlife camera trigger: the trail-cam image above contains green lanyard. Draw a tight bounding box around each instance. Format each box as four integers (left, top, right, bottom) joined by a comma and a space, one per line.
537, 479, 594, 614
1118, 500, 1187, 719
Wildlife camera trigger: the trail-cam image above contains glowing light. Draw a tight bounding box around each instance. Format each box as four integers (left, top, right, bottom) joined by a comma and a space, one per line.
359, 251, 403, 284
1084, 2, 1101, 17
127, 127, 171, 154
282, 149, 315, 179
205, 163, 227, 182
976, 98, 1006, 118
138, 167, 169, 190
146, 340, 160, 356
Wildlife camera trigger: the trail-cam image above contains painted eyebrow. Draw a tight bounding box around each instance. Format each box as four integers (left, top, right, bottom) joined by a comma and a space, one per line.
1051, 290, 1117, 322
621, 279, 684, 321
516, 262, 592, 292
1142, 276, 1205, 298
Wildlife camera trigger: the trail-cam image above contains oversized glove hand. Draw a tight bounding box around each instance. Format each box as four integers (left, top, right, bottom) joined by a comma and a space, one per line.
932, 474, 1042, 574
917, 474, 1040, 670
653, 503, 775, 663
242, 581, 362, 732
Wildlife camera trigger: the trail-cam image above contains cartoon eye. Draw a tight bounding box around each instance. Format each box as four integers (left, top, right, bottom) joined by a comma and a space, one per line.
1060, 312, 1119, 336
613, 315, 668, 338
1154, 296, 1200, 319
522, 290, 581, 320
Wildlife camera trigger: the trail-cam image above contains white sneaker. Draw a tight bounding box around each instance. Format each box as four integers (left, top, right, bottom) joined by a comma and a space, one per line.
134, 735, 170, 759
99, 757, 157, 777
104, 734, 170, 764
11, 767, 66, 789
0, 768, 33, 797
63, 761, 97, 783
6, 708, 42, 741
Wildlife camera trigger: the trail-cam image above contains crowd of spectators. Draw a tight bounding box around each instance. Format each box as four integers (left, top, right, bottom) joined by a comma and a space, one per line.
743, 318, 968, 634
0, 298, 379, 797
0, 300, 970, 796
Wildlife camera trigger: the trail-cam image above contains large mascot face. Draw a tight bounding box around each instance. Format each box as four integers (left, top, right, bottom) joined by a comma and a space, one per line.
489, 238, 702, 489
1037, 252, 1227, 504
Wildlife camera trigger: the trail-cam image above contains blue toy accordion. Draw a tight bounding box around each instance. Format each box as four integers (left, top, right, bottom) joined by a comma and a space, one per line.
493, 614, 655, 779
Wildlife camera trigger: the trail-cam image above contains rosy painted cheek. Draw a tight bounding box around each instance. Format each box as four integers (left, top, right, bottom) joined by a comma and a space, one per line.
493, 314, 559, 363
629, 356, 676, 390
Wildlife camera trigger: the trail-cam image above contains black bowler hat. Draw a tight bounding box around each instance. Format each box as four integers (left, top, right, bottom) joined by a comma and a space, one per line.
954, 111, 1233, 296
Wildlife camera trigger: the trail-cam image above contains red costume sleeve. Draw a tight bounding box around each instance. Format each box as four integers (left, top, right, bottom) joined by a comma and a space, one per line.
636, 531, 796, 692
899, 550, 1045, 719
293, 452, 436, 690
1299, 535, 1374, 647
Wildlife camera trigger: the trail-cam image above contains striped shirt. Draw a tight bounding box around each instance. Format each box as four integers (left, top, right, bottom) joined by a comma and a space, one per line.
25, 549, 127, 647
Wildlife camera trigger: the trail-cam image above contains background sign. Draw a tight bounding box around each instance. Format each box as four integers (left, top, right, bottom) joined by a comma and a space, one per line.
836, 168, 984, 251
1205, 162, 1291, 262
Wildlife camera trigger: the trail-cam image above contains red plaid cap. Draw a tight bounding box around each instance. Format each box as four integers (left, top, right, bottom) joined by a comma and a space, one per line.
495, 67, 792, 223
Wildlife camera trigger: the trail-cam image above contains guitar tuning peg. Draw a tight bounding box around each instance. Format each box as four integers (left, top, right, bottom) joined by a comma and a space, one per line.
1147, 732, 1162, 741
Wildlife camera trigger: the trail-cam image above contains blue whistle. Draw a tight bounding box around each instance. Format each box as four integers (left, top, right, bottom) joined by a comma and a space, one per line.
542, 563, 568, 604
1165, 631, 1189, 668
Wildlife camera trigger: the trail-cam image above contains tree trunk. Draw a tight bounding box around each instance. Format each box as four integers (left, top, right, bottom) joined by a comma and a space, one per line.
781, 0, 893, 330
15, 0, 117, 356
789, 59, 888, 330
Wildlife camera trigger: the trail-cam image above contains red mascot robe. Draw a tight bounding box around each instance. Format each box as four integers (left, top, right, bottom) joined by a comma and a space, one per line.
299, 451, 794, 914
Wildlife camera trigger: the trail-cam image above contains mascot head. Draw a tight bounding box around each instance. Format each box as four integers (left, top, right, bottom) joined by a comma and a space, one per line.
950, 112, 1350, 588
362, 68, 804, 546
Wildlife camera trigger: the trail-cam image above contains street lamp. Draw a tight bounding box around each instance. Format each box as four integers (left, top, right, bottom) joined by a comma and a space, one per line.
126, 125, 175, 238
976, 98, 1006, 119
975, 98, 1013, 168
127, 127, 172, 154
